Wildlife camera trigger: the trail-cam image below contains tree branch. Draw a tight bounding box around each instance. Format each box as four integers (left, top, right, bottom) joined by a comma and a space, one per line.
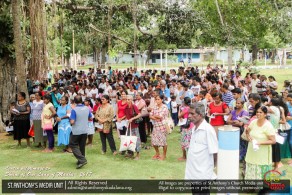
89, 24, 132, 46
273, 0, 279, 11
55, 2, 96, 11
215, 0, 224, 26
56, 2, 128, 12
136, 19, 158, 37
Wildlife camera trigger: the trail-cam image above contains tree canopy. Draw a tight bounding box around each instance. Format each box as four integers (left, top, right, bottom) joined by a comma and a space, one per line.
0, 0, 291, 73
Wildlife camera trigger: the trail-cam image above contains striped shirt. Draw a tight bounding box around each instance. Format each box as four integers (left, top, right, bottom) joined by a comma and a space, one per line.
222, 91, 234, 105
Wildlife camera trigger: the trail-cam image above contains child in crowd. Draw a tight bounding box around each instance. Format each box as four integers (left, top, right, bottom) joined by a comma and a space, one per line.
84, 98, 95, 146
170, 95, 178, 126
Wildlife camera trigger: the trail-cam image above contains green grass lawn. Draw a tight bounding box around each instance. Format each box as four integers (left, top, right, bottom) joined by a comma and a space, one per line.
1, 125, 292, 194
0, 129, 185, 180
0, 128, 185, 195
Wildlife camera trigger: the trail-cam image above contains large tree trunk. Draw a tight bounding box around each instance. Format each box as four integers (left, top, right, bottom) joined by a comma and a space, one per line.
29, 0, 48, 80
52, 0, 58, 76
93, 46, 98, 71
251, 44, 258, 64
12, 0, 27, 95
271, 49, 276, 64
146, 40, 154, 66
101, 46, 107, 68
107, 1, 113, 51
60, 10, 65, 69
132, 1, 138, 69
227, 46, 233, 71
0, 57, 17, 132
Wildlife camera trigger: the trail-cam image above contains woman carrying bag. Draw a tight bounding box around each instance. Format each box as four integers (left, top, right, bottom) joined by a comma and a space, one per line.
95, 95, 117, 155
124, 95, 142, 160
116, 90, 128, 138
245, 106, 276, 179
42, 94, 57, 152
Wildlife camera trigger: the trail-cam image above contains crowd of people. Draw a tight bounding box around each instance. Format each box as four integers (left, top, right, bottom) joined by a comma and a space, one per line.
7, 64, 292, 178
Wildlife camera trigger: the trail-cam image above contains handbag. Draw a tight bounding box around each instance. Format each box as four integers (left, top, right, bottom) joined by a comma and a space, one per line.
28, 125, 34, 137
119, 123, 137, 152
43, 122, 53, 130
278, 129, 288, 143
41, 112, 54, 130
278, 106, 291, 131
132, 106, 143, 124
163, 110, 174, 134
140, 107, 149, 117
279, 122, 291, 131
241, 127, 249, 141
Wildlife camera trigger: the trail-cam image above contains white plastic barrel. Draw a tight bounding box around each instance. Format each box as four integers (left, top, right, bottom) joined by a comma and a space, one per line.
217, 125, 240, 179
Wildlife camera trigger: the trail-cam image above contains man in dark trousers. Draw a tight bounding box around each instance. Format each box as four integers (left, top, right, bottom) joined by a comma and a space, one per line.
70, 95, 92, 169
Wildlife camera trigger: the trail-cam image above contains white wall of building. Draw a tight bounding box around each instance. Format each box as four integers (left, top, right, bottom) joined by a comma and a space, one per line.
83, 49, 254, 65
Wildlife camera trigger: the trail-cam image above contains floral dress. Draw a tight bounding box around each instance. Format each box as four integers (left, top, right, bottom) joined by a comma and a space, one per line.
181, 123, 194, 150
150, 104, 169, 146
180, 106, 191, 150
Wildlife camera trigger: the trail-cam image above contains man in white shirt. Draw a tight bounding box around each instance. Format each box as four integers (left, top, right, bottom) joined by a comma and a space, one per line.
90, 84, 99, 97
98, 77, 106, 91
78, 84, 89, 101
190, 77, 201, 96
68, 85, 77, 102
104, 81, 112, 95
250, 73, 259, 93
185, 103, 218, 181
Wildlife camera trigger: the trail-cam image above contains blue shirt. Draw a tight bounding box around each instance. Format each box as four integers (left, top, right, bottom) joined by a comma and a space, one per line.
57, 104, 71, 125
287, 102, 292, 129
108, 70, 113, 79
159, 88, 171, 108
51, 92, 62, 108
70, 104, 92, 135
134, 83, 140, 90
160, 88, 170, 98
70, 104, 91, 121
134, 72, 140, 78
179, 90, 193, 99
